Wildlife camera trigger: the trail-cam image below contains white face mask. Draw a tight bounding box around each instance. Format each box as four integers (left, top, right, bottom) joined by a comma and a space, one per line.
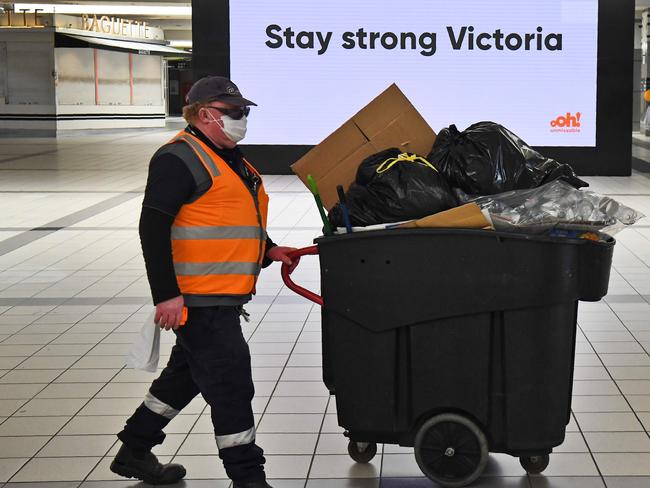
220, 115, 247, 144
205, 110, 248, 144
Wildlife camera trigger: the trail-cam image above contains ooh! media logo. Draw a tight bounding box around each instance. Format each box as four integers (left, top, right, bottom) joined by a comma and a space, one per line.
550, 112, 582, 133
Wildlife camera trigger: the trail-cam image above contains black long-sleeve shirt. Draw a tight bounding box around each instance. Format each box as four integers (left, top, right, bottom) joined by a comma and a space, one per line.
140, 125, 276, 305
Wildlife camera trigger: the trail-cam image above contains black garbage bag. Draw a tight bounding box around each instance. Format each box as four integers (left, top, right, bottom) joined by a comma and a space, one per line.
427, 122, 588, 198
329, 148, 458, 228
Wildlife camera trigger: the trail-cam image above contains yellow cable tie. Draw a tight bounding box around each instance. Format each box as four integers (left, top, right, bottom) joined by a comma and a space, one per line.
376, 153, 439, 174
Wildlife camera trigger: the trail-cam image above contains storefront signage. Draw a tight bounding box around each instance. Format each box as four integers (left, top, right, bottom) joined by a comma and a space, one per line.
81, 15, 150, 39
0, 10, 152, 39
0, 8, 45, 27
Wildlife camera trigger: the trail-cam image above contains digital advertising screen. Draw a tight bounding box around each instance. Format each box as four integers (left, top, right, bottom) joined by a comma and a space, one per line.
230, 0, 599, 147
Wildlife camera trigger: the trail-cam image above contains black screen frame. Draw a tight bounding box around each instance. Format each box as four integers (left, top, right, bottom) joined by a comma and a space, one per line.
204, 0, 634, 176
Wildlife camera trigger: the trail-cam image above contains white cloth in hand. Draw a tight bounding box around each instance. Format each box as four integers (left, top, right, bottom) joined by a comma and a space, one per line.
126, 309, 160, 372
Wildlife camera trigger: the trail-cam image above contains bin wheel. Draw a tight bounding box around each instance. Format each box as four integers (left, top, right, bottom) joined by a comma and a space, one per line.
414, 413, 489, 488
520, 454, 550, 474
347, 440, 377, 464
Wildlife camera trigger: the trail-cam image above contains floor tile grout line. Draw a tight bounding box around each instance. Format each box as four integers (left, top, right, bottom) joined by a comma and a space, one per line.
1, 458, 32, 486
599, 280, 650, 360
577, 321, 650, 442
612, 242, 650, 272
0, 310, 54, 360
0, 263, 54, 297
293, 195, 320, 231
569, 371, 609, 486
0, 397, 31, 427
176, 402, 212, 458
303, 394, 333, 486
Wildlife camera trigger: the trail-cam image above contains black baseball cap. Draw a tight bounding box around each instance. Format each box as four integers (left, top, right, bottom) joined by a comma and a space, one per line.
185, 76, 257, 107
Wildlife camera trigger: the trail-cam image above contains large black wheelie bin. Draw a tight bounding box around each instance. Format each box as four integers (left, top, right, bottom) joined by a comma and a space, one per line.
281, 228, 615, 487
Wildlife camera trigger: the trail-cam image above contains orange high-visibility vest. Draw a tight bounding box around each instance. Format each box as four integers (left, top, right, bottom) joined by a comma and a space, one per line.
168, 130, 269, 298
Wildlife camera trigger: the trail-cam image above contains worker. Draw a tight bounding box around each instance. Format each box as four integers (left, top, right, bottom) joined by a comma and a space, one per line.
110, 76, 298, 488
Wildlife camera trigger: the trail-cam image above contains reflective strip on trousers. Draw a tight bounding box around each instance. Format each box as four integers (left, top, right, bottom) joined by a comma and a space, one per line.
174, 261, 261, 276
215, 426, 256, 450
172, 226, 262, 240
177, 135, 221, 177
143, 392, 179, 420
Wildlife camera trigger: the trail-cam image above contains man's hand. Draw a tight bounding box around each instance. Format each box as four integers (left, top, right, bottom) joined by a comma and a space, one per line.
155, 295, 185, 331
267, 246, 300, 273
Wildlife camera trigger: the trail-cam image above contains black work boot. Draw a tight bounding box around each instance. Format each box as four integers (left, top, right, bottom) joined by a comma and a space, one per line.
110, 443, 186, 485
232, 481, 273, 488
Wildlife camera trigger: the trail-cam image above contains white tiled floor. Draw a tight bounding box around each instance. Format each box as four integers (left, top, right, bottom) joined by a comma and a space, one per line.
0, 126, 649, 488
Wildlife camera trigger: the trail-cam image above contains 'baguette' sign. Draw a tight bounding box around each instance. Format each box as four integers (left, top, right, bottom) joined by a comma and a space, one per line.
81, 14, 150, 39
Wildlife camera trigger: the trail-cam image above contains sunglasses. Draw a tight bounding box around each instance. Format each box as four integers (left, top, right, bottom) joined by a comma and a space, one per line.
205, 105, 250, 120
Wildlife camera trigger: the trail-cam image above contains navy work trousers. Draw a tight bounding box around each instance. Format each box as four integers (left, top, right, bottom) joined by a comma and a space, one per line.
118, 306, 266, 483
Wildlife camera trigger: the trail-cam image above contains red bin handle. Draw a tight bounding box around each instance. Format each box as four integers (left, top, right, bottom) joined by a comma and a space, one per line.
281, 246, 323, 306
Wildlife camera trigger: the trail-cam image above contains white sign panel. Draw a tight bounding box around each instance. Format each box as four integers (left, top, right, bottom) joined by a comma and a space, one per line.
231, 0, 598, 147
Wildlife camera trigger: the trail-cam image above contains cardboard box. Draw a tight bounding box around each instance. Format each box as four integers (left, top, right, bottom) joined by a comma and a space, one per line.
291, 84, 437, 210
398, 203, 493, 230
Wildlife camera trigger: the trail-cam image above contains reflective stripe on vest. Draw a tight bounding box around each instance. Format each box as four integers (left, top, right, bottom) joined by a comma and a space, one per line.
168, 130, 269, 298
174, 261, 260, 276
171, 225, 261, 240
